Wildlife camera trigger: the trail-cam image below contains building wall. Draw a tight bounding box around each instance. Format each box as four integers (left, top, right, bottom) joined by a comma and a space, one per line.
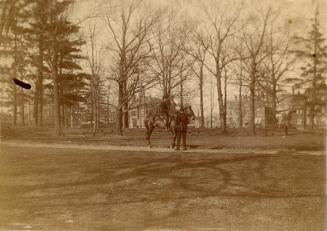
129, 107, 147, 128
226, 96, 266, 128
290, 84, 327, 129
128, 95, 160, 128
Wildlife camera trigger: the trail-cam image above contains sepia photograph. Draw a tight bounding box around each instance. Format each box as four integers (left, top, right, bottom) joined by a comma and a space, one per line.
0, 0, 326, 230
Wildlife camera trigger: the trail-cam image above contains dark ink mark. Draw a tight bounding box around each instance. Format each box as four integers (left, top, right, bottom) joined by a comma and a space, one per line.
13, 78, 31, 90
312, 54, 316, 58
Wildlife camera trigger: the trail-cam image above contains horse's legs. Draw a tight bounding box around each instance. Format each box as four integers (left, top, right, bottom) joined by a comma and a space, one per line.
147, 126, 155, 147
144, 120, 151, 141
145, 126, 150, 141
171, 128, 177, 148
175, 130, 182, 150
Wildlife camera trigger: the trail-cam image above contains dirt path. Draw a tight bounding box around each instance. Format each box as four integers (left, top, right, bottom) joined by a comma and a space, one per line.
1, 140, 324, 156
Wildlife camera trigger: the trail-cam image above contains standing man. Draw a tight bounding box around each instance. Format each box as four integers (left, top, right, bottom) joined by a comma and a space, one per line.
175, 106, 189, 150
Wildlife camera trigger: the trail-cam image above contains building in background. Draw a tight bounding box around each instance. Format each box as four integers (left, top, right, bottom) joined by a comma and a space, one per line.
128, 94, 161, 128
227, 95, 266, 129
290, 83, 327, 129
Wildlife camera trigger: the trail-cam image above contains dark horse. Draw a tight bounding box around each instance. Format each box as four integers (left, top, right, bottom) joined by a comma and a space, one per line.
144, 104, 196, 148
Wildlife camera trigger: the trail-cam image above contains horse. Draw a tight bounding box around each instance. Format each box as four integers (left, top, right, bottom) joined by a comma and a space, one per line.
144, 104, 196, 148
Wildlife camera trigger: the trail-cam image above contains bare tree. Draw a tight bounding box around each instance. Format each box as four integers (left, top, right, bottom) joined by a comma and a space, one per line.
200, 0, 241, 132
177, 59, 195, 107
258, 23, 295, 129
85, 20, 104, 134
148, 9, 191, 102
232, 43, 245, 128
103, 0, 159, 135
185, 29, 209, 128
241, 8, 273, 135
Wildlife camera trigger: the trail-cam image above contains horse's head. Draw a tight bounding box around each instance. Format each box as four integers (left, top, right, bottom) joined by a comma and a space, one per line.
183, 104, 196, 121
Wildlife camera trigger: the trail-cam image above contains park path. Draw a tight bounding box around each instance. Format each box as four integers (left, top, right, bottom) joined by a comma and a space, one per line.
0, 140, 324, 156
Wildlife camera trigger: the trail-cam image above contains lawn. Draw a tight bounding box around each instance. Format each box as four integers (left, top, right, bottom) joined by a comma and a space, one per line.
0, 144, 325, 231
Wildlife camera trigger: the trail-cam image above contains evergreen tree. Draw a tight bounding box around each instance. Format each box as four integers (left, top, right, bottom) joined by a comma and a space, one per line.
41, 0, 86, 135
56, 23, 87, 129
292, 8, 327, 129
26, 0, 50, 126
0, 0, 32, 126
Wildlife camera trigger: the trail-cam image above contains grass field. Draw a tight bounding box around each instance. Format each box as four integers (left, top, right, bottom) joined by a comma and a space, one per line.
0, 143, 325, 231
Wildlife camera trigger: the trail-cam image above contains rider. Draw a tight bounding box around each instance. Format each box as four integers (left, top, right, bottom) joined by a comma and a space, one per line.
159, 93, 170, 115
174, 106, 189, 150
159, 93, 171, 129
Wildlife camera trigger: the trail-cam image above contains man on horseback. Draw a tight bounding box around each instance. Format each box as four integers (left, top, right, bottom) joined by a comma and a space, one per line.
144, 100, 195, 148
158, 93, 173, 129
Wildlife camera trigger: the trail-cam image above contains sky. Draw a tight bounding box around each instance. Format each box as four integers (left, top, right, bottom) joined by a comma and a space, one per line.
71, 0, 327, 116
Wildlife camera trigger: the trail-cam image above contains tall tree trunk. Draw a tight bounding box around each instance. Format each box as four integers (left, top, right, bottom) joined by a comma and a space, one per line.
28, 101, 32, 126
97, 99, 99, 129
271, 84, 277, 129
250, 87, 255, 135
238, 83, 243, 128
37, 75, 43, 126
249, 63, 256, 135
249, 86, 256, 134
13, 29, 18, 126
33, 94, 38, 126
223, 68, 229, 131
20, 89, 25, 126
311, 29, 317, 130
53, 63, 62, 135
70, 105, 73, 128
52, 46, 62, 134
11, 28, 27, 127
13, 84, 17, 126
117, 84, 124, 135
35, 0, 45, 127
122, 77, 128, 128
210, 81, 214, 128
90, 96, 94, 126
51, 0, 62, 135
107, 85, 110, 128
303, 101, 307, 129
238, 58, 243, 129
93, 86, 97, 133
62, 104, 66, 128
180, 76, 183, 107
223, 71, 227, 132
199, 66, 204, 128
123, 103, 129, 129
216, 69, 224, 130
37, 37, 44, 126
117, 108, 123, 135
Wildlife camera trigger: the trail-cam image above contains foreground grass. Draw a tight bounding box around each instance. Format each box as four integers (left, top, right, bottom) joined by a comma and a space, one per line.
0, 144, 325, 231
